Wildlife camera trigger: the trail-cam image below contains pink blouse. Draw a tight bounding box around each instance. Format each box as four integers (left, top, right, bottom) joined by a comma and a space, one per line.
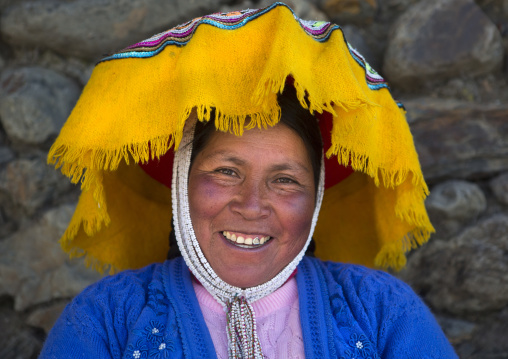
192, 277, 305, 358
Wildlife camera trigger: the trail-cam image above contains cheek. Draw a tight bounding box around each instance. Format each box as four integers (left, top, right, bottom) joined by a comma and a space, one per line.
188, 175, 230, 227
278, 193, 315, 241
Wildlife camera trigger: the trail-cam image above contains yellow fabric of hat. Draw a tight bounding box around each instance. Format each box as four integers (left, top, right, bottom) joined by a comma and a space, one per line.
48, 2, 434, 274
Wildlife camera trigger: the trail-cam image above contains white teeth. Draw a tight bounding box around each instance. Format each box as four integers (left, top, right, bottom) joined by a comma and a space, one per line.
223, 232, 271, 247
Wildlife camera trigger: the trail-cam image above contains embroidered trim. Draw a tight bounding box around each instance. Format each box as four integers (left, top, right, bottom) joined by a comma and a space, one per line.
98, 2, 389, 93
125, 339, 149, 359
173, 257, 210, 356
126, 321, 176, 358
147, 283, 169, 317
348, 333, 377, 358
346, 42, 388, 91
150, 334, 175, 358
99, 3, 338, 63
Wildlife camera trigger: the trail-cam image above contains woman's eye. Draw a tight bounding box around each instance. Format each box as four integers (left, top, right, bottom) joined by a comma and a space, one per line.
275, 177, 298, 185
215, 168, 236, 176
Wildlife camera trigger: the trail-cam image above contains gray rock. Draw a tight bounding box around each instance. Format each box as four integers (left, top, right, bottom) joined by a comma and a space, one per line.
26, 301, 69, 334
432, 74, 508, 104
436, 315, 476, 344
0, 66, 80, 145
401, 214, 508, 315
37, 50, 95, 87
476, 0, 508, 24
436, 78, 481, 102
258, 0, 329, 20
404, 98, 508, 181
0, 147, 14, 165
0, 121, 5, 146
318, 0, 377, 25
0, 204, 103, 311
378, 0, 420, 15
0, 298, 43, 359
341, 25, 381, 72
468, 307, 508, 359
383, 0, 504, 90
0, 0, 17, 12
0, 202, 17, 239
0, 0, 230, 61
220, 1, 329, 29
489, 172, 508, 205
0, 222, 15, 243
426, 180, 487, 238
6, 47, 95, 86
218, 0, 256, 15
446, 307, 508, 359
0, 154, 73, 215
367, 0, 421, 49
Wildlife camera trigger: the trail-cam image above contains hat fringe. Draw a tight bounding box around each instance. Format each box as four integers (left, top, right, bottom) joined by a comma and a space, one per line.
64, 245, 114, 274
48, 135, 175, 180
204, 105, 282, 137
327, 144, 429, 191
48, 72, 372, 186
374, 227, 432, 271
59, 214, 115, 274
254, 75, 372, 118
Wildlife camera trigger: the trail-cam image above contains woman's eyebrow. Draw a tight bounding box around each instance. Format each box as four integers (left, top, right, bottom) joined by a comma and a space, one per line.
201, 150, 310, 173
201, 150, 246, 166
270, 162, 311, 174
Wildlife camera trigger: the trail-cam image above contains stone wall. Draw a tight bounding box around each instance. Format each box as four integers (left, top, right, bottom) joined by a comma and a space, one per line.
0, 0, 507, 357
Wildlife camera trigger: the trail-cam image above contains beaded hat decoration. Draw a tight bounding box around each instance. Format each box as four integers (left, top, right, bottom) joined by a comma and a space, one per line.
48, 2, 434, 274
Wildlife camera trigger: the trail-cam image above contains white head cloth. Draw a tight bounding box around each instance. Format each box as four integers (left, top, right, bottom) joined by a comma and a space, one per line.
171, 116, 325, 358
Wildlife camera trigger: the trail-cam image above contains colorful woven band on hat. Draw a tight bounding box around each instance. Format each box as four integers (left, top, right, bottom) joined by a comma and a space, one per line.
48, 2, 434, 273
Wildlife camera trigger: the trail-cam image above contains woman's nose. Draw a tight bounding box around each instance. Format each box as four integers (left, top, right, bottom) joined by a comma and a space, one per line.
230, 179, 270, 220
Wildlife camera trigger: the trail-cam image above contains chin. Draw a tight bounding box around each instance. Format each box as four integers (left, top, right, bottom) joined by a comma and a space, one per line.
216, 265, 274, 288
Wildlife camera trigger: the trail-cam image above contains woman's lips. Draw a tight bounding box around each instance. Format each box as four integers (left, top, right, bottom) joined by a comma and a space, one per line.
222, 231, 272, 248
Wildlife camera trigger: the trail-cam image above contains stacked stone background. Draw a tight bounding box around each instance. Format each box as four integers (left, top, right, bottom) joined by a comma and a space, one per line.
0, 0, 507, 357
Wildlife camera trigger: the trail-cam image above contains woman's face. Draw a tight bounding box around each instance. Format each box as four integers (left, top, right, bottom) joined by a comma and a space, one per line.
188, 123, 316, 288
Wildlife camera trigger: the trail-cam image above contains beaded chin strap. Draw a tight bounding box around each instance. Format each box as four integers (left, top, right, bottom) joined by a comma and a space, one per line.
172, 116, 325, 358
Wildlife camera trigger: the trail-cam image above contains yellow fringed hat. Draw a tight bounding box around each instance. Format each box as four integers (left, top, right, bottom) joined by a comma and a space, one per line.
48, 2, 434, 273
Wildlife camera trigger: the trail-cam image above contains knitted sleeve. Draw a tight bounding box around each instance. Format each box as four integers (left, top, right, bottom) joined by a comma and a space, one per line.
38, 308, 113, 358
378, 300, 457, 358
38, 265, 157, 359
323, 261, 458, 359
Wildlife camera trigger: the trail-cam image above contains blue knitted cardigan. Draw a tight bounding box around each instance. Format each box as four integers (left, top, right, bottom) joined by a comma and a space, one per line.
39, 256, 457, 358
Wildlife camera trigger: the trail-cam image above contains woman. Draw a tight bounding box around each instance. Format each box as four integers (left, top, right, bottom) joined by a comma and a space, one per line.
40, 3, 457, 358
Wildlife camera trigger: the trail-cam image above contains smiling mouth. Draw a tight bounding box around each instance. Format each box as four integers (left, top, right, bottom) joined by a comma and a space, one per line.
222, 231, 272, 249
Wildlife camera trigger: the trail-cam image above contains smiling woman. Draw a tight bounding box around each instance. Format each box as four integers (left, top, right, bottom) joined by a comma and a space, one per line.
39, 3, 457, 359
189, 122, 316, 288
184, 88, 320, 289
